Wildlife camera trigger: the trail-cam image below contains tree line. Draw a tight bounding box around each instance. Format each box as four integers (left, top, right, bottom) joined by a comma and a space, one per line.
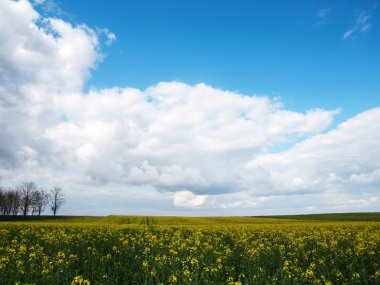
0, 182, 64, 217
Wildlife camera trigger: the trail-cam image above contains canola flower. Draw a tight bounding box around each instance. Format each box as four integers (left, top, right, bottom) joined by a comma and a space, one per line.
0, 219, 379, 284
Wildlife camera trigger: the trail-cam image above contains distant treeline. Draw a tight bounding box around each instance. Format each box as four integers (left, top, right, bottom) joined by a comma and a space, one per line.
0, 182, 64, 217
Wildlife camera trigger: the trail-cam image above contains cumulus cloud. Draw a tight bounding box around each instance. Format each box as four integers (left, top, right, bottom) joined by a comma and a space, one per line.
0, 0, 99, 96
245, 108, 380, 206
42, 83, 338, 194
172, 190, 208, 208
0, 0, 101, 174
0, 0, 379, 215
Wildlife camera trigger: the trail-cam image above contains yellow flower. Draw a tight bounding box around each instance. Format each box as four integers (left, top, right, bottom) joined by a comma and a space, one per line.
71, 275, 90, 285
168, 274, 177, 284
183, 269, 190, 277
190, 257, 199, 266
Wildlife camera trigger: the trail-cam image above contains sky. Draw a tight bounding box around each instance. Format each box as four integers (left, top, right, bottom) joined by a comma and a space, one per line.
0, 0, 379, 216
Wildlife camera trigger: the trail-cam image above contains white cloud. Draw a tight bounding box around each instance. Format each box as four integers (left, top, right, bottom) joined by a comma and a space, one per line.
349, 169, 380, 185
0, 0, 100, 96
128, 161, 159, 184
313, 8, 331, 27
346, 196, 378, 207
246, 108, 380, 198
41, 83, 337, 194
343, 6, 376, 39
0, 0, 379, 215
172, 190, 208, 207
105, 32, 116, 46
96, 28, 117, 46
0, 0, 106, 172
318, 8, 330, 19
32, 0, 46, 5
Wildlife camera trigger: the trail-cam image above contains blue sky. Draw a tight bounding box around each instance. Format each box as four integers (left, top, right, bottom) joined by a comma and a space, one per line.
45, 0, 380, 120
0, 0, 379, 215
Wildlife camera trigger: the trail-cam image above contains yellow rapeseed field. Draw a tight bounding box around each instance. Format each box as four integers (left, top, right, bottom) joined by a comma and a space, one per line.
0, 216, 379, 284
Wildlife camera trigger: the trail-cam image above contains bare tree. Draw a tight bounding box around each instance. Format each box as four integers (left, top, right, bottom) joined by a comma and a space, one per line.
32, 189, 48, 216
18, 182, 38, 217
31, 190, 37, 216
0, 182, 64, 217
9, 189, 20, 216
48, 187, 64, 216
3, 189, 20, 216
0, 186, 5, 215
0, 187, 20, 216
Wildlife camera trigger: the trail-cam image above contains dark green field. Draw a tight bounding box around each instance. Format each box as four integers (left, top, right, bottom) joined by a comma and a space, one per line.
1, 212, 379, 224
256, 212, 380, 221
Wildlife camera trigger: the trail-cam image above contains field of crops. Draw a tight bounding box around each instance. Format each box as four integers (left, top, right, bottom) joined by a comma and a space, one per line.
1, 215, 380, 285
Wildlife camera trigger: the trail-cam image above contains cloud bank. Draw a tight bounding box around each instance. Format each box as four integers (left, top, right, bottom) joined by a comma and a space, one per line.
0, 0, 379, 215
